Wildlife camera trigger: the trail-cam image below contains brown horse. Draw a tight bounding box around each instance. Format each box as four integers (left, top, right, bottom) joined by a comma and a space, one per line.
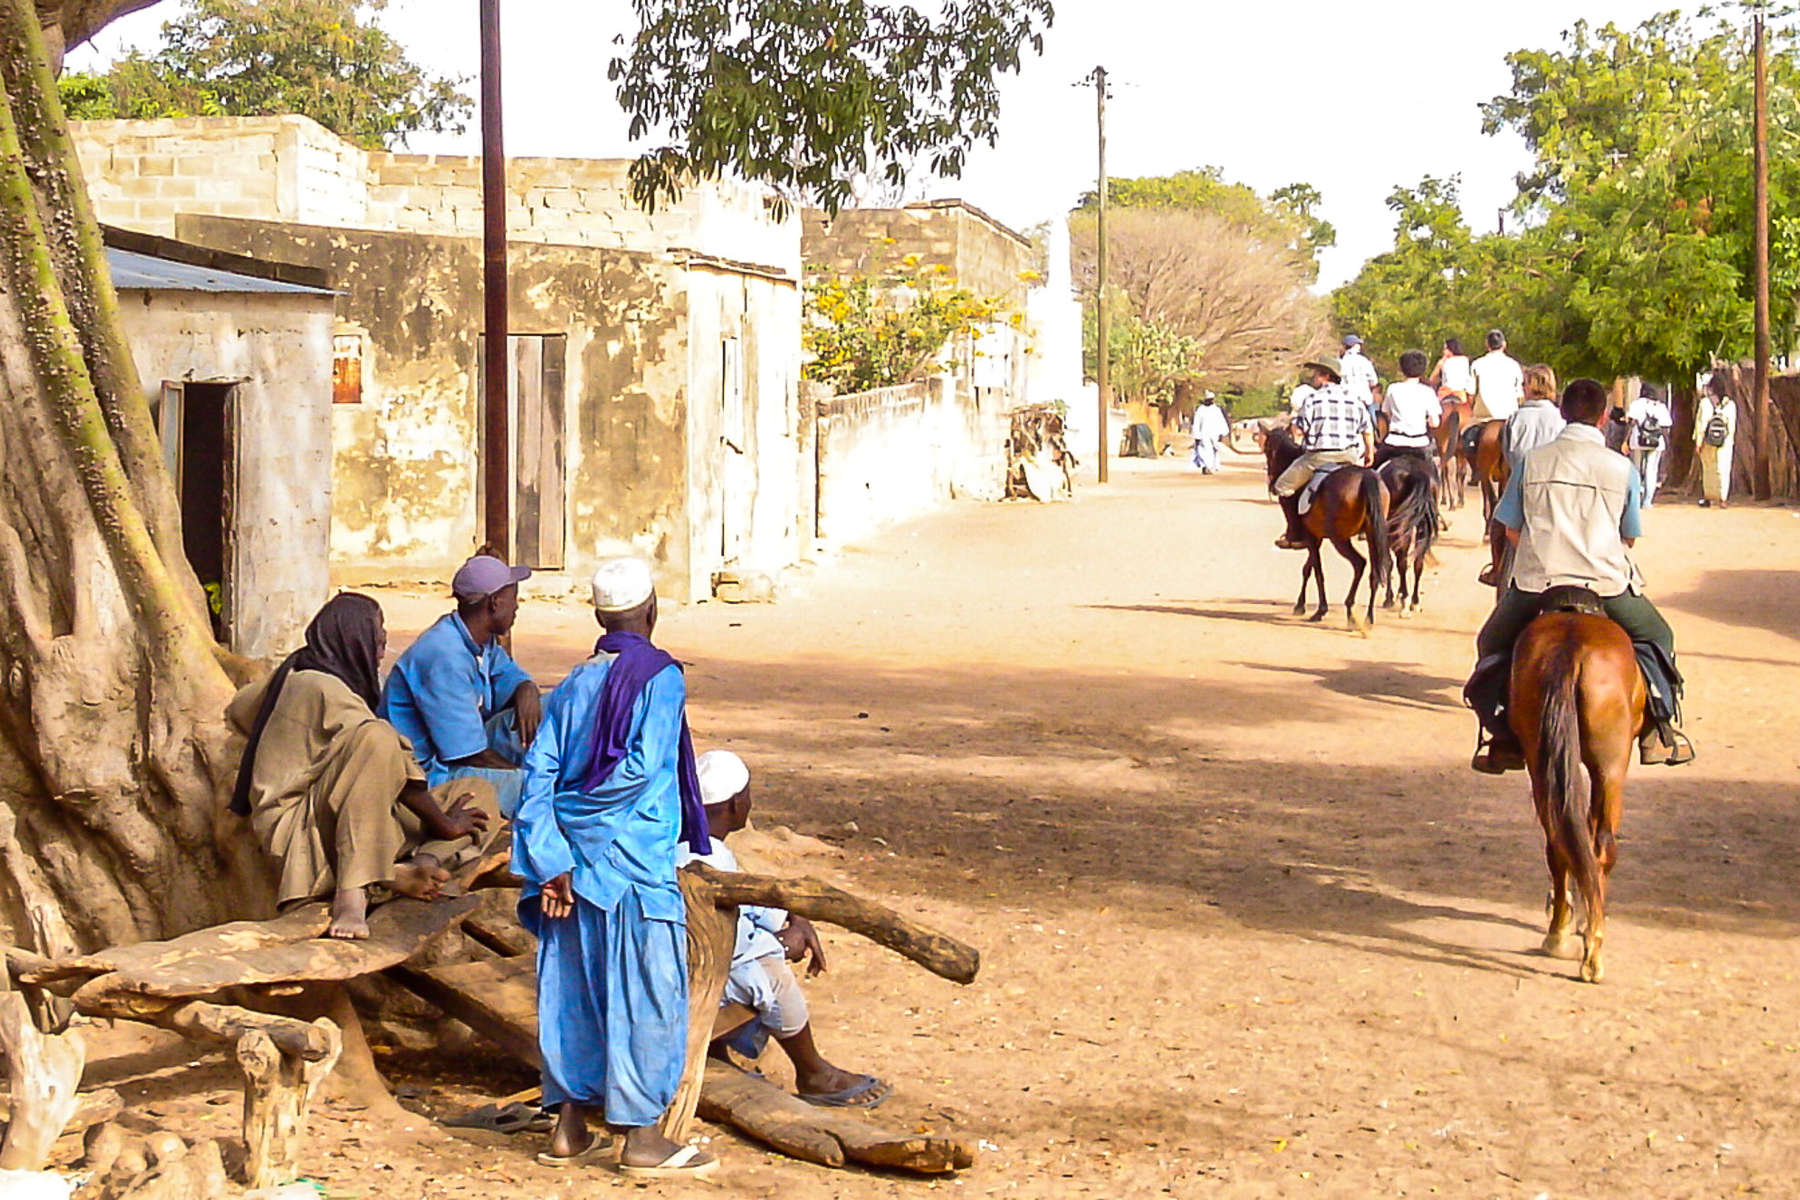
1262, 427, 1391, 632
1432, 397, 1473, 513
1510, 595, 1646, 984
1376, 451, 1438, 616
1461, 419, 1508, 521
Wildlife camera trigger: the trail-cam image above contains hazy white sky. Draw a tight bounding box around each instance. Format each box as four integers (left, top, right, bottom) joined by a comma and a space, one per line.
69, 0, 1693, 289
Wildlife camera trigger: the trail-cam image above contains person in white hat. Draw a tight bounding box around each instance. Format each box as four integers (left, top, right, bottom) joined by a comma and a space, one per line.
511, 558, 719, 1178
676, 750, 892, 1109
1189, 391, 1229, 475
380, 552, 540, 819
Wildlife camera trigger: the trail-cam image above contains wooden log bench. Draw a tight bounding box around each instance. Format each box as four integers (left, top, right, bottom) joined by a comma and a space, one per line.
3, 862, 982, 1181
386, 864, 981, 1175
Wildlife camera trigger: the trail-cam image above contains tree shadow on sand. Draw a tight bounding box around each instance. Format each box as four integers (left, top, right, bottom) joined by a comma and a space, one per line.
670, 655, 1800, 981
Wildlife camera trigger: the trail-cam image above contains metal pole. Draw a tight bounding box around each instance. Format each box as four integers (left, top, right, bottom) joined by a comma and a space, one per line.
1094, 66, 1110, 483
479, 0, 511, 556
1753, 4, 1773, 499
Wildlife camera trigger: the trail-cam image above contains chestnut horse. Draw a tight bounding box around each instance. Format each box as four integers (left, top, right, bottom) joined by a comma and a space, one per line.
1511, 595, 1645, 983
1262, 427, 1391, 632
1432, 397, 1473, 513
1461, 419, 1508, 521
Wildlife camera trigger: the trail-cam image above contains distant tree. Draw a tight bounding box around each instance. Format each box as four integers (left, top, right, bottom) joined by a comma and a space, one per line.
1073, 207, 1330, 396
57, 0, 472, 148
1076, 166, 1336, 275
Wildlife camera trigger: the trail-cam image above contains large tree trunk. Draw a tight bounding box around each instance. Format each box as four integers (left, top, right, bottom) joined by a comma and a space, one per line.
0, 0, 269, 952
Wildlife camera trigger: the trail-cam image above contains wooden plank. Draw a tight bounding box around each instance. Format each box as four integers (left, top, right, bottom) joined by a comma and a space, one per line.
57, 897, 478, 1007
513, 335, 542, 567
538, 335, 566, 569
386, 957, 541, 1068
20, 904, 332, 991
697, 1061, 975, 1175
660, 869, 737, 1142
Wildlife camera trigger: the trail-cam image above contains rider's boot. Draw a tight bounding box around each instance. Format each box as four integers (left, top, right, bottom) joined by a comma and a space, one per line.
1639, 719, 1696, 767
1465, 654, 1525, 775
1273, 495, 1307, 550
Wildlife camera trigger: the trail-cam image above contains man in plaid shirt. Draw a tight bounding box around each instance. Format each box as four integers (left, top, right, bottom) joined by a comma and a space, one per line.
1271, 354, 1375, 549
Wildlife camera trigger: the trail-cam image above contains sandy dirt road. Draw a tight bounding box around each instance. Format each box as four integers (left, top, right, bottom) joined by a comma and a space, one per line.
91, 449, 1800, 1198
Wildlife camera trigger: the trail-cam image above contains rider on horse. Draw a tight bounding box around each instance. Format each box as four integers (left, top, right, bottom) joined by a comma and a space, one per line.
1478, 364, 1566, 587
1271, 354, 1375, 550
1465, 378, 1694, 774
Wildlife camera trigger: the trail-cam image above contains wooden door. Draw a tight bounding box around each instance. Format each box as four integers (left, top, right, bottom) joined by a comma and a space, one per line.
477, 334, 566, 569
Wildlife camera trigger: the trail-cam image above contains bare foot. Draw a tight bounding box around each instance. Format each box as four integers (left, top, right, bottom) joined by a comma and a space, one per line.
328, 887, 370, 939
390, 855, 451, 901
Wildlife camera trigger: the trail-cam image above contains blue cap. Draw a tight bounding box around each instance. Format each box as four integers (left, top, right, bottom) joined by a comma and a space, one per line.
1342, 334, 1363, 347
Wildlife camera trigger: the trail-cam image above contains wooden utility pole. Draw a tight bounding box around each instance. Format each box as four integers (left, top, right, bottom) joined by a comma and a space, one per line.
1093, 65, 1110, 483
1752, 2, 1773, 499
479, 0, 511, 556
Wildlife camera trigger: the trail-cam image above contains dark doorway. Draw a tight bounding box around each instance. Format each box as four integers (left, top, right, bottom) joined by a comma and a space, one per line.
157, 380, 236, 640
476, 334, 567, 569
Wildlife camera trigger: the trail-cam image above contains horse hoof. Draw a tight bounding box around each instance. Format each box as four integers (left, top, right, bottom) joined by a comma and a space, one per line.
1580, 956, 1604, 984
1291, 604, 1308, 617
1308, 611, 1326, 624
1540, 934, 1579, 960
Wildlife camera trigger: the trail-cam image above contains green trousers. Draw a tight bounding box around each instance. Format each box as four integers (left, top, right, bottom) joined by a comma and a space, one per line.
1476, 585, 1675, 660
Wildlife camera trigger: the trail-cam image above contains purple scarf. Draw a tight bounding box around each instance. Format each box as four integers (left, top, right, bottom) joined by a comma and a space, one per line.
581, 630, 710, 854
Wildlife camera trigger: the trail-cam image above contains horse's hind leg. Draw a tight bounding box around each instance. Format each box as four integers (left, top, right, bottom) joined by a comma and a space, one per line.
1293, 555, 1312, 616
1541, 840, 1579, 959
1334, 537, 1367, 634
1581, 761, 1629, 984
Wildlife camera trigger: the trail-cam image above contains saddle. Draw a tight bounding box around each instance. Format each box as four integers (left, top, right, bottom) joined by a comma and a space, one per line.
1535, 584, 1606, 618
1297, 462, 1344, 515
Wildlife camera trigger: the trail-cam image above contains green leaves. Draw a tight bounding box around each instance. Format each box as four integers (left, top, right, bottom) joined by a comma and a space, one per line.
1338, 8, 1800, 382
59, 0, 472, 149
610, 0, 1053, 216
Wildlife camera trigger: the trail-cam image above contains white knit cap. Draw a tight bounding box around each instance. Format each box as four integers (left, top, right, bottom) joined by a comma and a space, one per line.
590, 557, 655, 612
695, 749, 750, 806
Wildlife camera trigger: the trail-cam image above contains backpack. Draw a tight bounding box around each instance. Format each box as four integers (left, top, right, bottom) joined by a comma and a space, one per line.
1636, 415, 1665, 449
1703, 411, 1730, 448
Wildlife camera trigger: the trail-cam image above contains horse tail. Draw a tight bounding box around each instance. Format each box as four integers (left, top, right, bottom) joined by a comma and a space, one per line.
1538, 643, 1601, 924
1360, 466, 1391, 590
1394, 460, 1438, 561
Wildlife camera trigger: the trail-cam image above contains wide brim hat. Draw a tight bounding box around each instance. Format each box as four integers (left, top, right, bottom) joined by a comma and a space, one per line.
1303, 354, 1343, 381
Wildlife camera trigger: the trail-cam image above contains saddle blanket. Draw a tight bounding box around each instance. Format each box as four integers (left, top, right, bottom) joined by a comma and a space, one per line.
1298, 463, 1343, 515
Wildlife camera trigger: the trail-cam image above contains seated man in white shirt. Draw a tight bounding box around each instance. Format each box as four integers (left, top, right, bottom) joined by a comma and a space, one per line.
678, 751, 892, 1108
1375, 349, 1442, 467
1470, 328, 1524, 423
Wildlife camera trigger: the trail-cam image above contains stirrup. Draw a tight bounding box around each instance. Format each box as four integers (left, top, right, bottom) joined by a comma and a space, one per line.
1476, 563, 1499, 587
1640, 725, 1695, 767
1470, 734, 1525, 775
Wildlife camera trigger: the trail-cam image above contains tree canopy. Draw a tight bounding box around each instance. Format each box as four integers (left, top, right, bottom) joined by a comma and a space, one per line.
1078, 165, 1336, 275
1335, 10, 1800, 385
57, 0, 472, 149
612, 0, 1053, 216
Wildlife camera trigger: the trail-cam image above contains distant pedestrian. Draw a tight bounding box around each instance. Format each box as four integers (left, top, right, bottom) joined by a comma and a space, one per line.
1625, 383, 1673, 507
1339, 335, 1382, 421
1695, 377, 1739, 508
1471, 329, 1524, 422
1190, 391, 1229, 474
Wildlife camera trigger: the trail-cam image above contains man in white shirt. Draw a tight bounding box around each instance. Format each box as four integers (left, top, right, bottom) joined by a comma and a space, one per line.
1339, 335, 1382, 419
1375, 349, 1442, 466
1694, 377, 1739, 508
1625, 383, 1673, 507
1470, 329, 1524, 422
1190, 391, 1230, 474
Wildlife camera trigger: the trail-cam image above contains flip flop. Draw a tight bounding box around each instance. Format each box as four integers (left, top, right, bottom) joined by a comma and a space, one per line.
617, 1144, 719, 1179
443, 1102, 550, 1135
536, 1134, 611, 1168
799, 1075, 893, 1109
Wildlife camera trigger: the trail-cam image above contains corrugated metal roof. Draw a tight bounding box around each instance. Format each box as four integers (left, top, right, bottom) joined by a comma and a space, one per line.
106, 247, 336, 296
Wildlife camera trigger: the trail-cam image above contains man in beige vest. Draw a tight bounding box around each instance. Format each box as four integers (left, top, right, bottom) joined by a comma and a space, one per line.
1465, 378, 1692, 774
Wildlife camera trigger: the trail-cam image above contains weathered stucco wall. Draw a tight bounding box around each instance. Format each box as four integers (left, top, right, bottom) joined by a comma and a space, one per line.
802, 200, 1035, 306
114, 289, 334, 658
175, 214, 699, 595
680, 261, 806, 598
72, 116, 797, 273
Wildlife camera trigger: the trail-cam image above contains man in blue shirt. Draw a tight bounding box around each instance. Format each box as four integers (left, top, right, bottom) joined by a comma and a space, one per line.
381, 554, 542, 818
513, 557, 719, 1179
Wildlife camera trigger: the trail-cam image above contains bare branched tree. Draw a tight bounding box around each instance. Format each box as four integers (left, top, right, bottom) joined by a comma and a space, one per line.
1072, 208, 1331, 389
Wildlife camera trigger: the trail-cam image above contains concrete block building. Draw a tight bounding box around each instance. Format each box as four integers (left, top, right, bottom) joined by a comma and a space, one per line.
74, 115, 809, 601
